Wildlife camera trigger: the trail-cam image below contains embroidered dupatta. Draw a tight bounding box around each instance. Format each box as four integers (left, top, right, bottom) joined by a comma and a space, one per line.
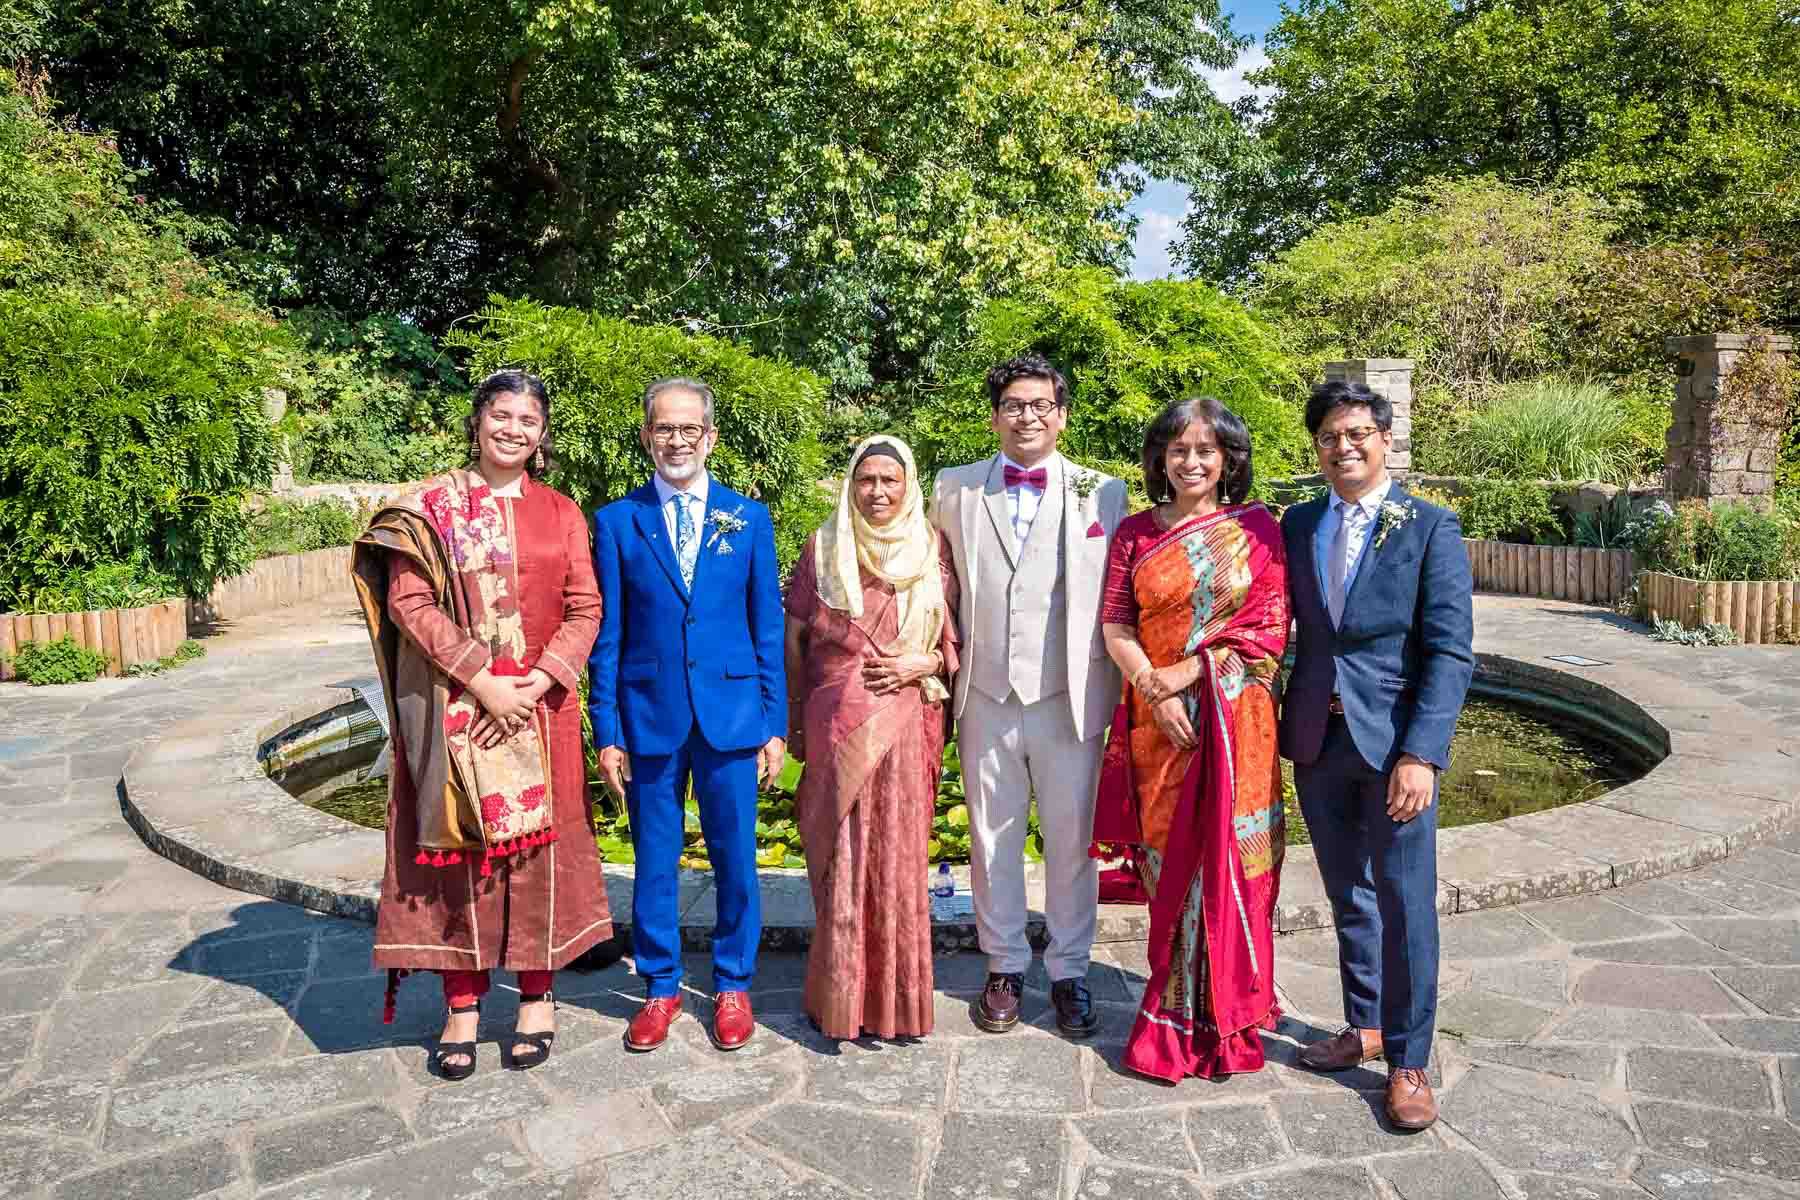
351, 469, 557, 879
1091, 502, 1288, 1081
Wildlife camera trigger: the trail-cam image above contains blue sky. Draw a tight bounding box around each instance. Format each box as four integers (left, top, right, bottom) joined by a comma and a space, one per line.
1128, 0, 1286, 280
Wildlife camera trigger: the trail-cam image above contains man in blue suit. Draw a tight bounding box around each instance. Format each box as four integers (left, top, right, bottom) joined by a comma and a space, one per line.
588, 376, 786, 1054
1279, 380, 1474, 1131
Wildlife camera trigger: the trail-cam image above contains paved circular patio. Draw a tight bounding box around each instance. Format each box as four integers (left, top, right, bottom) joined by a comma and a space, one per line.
0, 597, 1796, 1199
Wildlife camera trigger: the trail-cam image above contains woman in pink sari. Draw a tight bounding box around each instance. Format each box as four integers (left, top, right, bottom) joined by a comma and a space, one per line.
784, 435, 959, 1039
1093, 396, 1289, 1082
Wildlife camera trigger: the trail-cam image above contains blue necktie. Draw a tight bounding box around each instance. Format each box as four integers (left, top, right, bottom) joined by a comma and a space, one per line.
674, 493, 697, 588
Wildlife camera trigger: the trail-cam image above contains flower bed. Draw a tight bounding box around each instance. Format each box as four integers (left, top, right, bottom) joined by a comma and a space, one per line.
1464, 539, 1636, 605
1640, 571, 1800, 645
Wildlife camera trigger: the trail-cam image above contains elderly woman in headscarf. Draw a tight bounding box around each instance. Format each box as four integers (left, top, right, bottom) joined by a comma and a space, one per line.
783, 434, 960, 1040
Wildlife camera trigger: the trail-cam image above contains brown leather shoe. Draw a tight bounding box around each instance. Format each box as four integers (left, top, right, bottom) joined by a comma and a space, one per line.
1297, 1026, 1383, 1072
1050, 979, 1098, 1039
624, 995, 682, 1051
1386, 1066, 1437, 1130
710, 991, 754, 1051
974, 972, 1023, 1033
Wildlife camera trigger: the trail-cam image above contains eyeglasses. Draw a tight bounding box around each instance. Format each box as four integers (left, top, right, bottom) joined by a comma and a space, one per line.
649, 423, 709, 444
997, 399, 1061, 419
1314, 426, 1383, 451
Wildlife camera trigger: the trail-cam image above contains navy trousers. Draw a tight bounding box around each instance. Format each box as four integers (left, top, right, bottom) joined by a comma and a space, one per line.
1293, 715, 1440, 1068
626, 722, 761, 997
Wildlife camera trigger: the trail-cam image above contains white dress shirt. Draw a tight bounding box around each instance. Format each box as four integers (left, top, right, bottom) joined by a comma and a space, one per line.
1000, 453, 1053, 546
653, 471, 710, 583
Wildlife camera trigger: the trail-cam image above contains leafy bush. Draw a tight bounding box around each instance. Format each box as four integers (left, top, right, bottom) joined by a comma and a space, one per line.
125, 638, 206, 678
275, 310, 469, 485
0, 294, 281, 608
1433, 379, 1664, 485
1633, 500, 1800, 581
248, 499, 363, 560
1450, 480, 1562, 544
448, 297, 827, 569
1649, 620, 1740, 647
1251, 178, 1792, 470
1572, 494, 1638, 549
9, 556, 182, 614
907, 270, 1311, 494
7, 636, 110, 685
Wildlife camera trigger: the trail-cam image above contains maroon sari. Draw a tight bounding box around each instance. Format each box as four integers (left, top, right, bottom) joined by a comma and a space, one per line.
785, 532, 959, 1039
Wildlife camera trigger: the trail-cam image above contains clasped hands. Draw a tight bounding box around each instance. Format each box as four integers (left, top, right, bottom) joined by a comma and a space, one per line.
466, 666, 555, 750
862, 651, 938, 697
1134, 658, 1203, 751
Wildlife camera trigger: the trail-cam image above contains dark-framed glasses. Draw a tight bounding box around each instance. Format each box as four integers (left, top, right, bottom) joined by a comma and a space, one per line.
998, 398, 1060, 419
1315, 426, 1382, 451
650, 423, 709, 444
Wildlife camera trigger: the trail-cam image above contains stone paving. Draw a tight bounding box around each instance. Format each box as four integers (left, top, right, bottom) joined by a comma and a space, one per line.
0, 599, 1796, 1199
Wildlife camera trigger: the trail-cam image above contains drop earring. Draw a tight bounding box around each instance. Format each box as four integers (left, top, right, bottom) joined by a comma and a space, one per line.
534, 446, 545, 472
469, 438, 480, 462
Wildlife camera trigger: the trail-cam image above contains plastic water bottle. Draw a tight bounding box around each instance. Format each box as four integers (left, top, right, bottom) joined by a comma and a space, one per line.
929, 863, 955, 898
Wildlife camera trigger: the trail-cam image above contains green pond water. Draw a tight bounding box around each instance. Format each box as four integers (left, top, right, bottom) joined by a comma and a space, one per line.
309, 695, 1634, 854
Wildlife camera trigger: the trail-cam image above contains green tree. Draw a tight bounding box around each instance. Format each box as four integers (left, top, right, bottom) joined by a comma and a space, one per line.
1180, 0, 1800, 278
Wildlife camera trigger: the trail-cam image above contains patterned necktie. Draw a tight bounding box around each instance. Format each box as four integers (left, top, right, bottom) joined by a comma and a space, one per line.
1327, 502, 1359, 626
674, 493, 698, 588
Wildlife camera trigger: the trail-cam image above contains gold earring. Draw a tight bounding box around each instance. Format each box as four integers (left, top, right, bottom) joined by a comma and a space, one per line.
469, 438, 480, 461
534, 446, 545, 471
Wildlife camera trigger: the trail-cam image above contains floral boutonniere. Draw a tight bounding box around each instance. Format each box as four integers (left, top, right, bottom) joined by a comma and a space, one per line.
706, 505, 748, 555
1066, 468, 1100, 504
1373, 499, 1416, 549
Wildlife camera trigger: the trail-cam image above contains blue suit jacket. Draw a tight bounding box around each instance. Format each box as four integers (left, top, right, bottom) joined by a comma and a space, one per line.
587, 478, 787, 757
1278, 484, 1475, 773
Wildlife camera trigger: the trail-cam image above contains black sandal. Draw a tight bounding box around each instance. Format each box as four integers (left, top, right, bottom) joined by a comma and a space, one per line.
509, 990, 556, 1070
431, 1001, 481, 1081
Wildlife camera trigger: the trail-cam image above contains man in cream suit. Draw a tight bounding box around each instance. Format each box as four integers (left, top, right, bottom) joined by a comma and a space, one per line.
931, 354, 1128, 1038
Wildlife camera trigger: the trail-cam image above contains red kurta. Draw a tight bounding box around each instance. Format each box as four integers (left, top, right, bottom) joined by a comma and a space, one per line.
785, 533, 960, 1039
372, 480, 613, 974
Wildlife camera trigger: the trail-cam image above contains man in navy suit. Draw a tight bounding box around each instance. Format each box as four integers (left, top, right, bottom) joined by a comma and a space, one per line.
1279, 380, 1474, 1131
588, 376, 786, 1054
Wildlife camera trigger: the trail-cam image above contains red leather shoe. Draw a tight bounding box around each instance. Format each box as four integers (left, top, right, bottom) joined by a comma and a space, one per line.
710, 991, 754, 1051
624, 995, 682, 1052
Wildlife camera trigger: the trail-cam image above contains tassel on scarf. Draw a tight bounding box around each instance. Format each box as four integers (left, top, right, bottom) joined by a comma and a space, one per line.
382, 968, 410, 1025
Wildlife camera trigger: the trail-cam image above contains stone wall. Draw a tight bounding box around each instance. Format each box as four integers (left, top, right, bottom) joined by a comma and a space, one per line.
1665, 333, 1794, 507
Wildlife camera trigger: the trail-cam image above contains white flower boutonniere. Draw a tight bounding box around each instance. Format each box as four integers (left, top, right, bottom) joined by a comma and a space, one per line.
1067, 468, 1100, 504
1373, 499, 1417, 550
706, 506, 748, 554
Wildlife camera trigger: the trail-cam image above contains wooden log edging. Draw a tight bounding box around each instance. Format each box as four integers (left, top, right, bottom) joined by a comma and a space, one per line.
1639, 571, 1800, 645
0, 546, 355, 681
1463, 539, 1636, 606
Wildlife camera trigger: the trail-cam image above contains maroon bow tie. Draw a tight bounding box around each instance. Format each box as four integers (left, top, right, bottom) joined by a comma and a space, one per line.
1004, 465, 1047, 490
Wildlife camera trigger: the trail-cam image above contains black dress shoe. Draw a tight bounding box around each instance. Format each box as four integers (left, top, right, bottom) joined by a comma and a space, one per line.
975, 972, 1023, 1032
1050, 978, 1098, 1038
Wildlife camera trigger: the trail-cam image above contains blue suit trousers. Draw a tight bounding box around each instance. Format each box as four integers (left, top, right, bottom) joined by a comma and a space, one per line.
625, 722, 761, 997
1294, 715, 1440, 1068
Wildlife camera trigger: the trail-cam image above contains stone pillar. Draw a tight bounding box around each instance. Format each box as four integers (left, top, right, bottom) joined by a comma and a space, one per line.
1665, 333, 1793, 506
1323, 359, 1414, 477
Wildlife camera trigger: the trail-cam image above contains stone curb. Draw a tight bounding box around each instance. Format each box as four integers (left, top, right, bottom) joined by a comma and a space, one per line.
121, 641, 1798, 949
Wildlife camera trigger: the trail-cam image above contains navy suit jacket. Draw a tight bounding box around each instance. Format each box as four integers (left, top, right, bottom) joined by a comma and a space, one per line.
587, 478, 786, 757
1278, 484, 1475, 773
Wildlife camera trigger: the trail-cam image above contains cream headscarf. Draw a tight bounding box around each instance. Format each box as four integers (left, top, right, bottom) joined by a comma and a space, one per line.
815, 434, 948, 702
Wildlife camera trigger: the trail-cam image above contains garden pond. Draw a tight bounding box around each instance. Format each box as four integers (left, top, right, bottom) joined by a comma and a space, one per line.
298, 694, 1641, 867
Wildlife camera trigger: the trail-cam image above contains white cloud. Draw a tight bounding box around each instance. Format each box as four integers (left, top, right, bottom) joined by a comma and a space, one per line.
1201, 44, 1272, 107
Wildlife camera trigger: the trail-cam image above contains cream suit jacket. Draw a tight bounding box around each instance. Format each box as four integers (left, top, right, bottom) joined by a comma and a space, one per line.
930, 452, 1129, 743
